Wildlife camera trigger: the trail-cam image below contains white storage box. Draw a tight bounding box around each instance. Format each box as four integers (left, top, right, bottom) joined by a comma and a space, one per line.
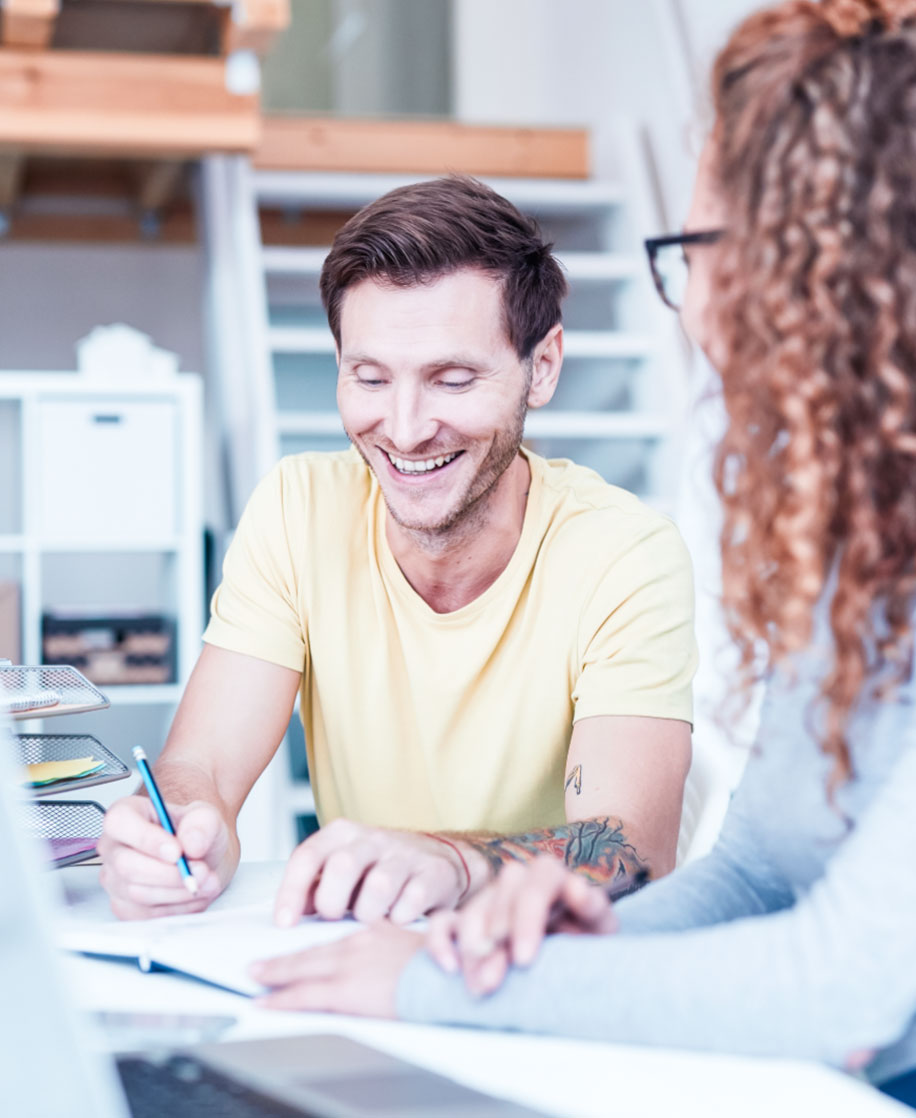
34, 399, 178, 542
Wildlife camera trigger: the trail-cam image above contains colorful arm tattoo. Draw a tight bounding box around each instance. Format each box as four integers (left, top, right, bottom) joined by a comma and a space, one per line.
459, 816, 648, 888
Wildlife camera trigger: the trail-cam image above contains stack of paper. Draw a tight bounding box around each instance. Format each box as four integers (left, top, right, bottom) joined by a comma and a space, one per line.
26, 757, 105, 787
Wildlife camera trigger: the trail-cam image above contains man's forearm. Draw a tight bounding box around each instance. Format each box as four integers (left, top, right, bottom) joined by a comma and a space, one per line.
446, 817, 649, 897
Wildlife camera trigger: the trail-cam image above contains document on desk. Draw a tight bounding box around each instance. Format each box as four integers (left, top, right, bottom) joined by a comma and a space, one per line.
58, 902, 363, 996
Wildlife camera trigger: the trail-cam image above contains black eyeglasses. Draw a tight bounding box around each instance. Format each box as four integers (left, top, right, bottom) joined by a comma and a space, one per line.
644, 230, 724, 311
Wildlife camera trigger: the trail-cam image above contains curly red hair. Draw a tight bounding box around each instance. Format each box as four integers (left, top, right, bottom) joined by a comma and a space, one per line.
709, 0, 916, 784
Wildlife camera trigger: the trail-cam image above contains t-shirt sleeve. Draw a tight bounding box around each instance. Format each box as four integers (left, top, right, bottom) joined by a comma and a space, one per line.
203, 464, 306, 673
572, 516, 697, 724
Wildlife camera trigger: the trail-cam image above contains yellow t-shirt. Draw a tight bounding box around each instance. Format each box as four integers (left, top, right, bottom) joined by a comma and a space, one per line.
203, 448, 696, 833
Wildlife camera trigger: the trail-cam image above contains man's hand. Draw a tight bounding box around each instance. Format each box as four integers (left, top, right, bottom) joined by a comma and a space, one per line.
97, 795, 232, 920
426, 855, 618, 996
250, 922, 423, 1015
273, 819, 470, 927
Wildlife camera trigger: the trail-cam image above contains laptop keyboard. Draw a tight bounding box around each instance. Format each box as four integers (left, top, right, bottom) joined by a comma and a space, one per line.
117, 1055, 318, 1118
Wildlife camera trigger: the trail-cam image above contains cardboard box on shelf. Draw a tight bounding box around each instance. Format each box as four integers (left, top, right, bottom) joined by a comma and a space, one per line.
42, 610, 175, 686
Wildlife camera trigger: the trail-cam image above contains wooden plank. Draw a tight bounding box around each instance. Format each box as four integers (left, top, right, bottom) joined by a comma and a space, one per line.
224, 0, 290, 56
1, 0, 59, 49
253, 115, 590, 179
0, 50, 260, 156
259, 207, 356, 247
6, 207, 197, 242
0, 151, 25, 208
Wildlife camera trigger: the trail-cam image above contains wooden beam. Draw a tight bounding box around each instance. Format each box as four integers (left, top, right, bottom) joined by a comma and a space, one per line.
254, 115, 590, 179
0, 50, 260, 156
135, 159, 186, 211
223, 0, 290, 57
1, 0, 59, 49
0, 151, 25, 208
6, 207, 197, 242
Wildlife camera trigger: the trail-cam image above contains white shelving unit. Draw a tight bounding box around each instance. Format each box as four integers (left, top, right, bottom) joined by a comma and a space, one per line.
0, 374, 204, 765
199, 151, 690, 859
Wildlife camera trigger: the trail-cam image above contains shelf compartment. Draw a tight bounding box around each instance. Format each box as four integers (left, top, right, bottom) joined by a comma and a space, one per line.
1, 663, 109, 720
23, 798, 105, 868
16, 732, 129, 794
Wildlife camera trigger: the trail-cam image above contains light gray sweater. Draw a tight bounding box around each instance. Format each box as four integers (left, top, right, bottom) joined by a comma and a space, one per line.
397, 619, 916, 1085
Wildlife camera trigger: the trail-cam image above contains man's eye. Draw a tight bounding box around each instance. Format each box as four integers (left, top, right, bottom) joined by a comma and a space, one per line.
357, 377, 385, 387
440, 379, 474, 390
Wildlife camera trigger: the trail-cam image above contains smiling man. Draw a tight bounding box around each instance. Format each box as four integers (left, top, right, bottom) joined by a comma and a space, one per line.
97, 176, 697, 927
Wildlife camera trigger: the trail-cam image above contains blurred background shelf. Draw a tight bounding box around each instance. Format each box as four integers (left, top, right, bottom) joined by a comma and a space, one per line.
0, 374, 204, 760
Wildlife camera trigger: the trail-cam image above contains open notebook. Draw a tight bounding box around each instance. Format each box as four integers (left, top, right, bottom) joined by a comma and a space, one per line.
60, 900, 365, 996
58, 864, 379, 996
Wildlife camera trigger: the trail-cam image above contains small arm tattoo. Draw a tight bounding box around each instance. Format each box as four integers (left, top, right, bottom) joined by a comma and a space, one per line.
461, 817, 647, 888
564, 764, 582, 795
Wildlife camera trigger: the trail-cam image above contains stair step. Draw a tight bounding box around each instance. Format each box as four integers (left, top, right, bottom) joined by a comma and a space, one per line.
267, 325, 655, 360
262, 246, 642, 283
253, 170, 624, 213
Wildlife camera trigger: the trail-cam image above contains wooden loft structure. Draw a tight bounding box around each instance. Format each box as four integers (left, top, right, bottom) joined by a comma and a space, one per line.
0, 0, 589, 241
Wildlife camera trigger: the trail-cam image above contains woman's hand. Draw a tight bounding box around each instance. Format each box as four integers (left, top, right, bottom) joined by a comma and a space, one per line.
250, 922, 424, 1016
426, 856, 619, 996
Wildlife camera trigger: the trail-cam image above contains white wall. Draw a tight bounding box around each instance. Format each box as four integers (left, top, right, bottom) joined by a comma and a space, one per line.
0, 244, 205, 373
0, 242, 225, 526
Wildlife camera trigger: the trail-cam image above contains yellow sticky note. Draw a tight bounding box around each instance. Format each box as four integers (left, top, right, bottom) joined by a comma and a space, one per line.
26, 757, 104, 786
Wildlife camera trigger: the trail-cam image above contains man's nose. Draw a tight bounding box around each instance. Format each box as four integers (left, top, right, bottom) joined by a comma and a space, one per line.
386, 382, 438, 451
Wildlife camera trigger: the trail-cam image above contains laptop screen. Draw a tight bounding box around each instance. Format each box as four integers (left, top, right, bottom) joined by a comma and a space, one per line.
0, 706, 130, 1118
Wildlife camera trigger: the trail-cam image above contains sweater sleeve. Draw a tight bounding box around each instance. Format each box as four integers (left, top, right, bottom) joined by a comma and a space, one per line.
397, 741, 916, 1068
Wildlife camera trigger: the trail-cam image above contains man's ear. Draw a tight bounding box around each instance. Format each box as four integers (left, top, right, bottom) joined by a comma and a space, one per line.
527, 324, 564, 409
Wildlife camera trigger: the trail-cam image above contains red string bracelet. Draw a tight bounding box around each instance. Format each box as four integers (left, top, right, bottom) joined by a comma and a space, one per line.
422, 832, 471, 904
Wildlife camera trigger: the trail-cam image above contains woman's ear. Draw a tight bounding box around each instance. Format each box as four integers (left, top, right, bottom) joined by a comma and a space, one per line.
527, 324, 564, 410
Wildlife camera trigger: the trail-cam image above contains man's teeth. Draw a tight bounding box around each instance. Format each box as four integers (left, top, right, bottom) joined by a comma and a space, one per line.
386, 451, 458, 474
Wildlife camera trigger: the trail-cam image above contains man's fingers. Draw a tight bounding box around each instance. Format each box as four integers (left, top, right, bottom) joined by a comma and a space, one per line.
388, 863, 453, 925
274, 843, 328, 926
352, 858, 412, 924
100, 797, 181, 863
103, 844, 194, 889
174, 802, 224, 862
312, 845, 380, 921
274, 821, 368, 926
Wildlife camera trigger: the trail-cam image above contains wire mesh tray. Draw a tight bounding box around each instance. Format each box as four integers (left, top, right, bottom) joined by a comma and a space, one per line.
16, 734, 129, 794
0, 665, 109, 721
22, 799, 105, 868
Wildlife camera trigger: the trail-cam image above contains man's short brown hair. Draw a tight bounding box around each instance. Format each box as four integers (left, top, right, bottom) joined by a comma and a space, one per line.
319, 175, 568, 360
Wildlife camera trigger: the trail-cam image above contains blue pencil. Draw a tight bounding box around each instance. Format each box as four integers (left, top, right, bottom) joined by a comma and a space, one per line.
131, 746, 198, 896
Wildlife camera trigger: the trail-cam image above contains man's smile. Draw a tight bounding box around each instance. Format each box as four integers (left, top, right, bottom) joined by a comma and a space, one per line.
383, 449, 464, 477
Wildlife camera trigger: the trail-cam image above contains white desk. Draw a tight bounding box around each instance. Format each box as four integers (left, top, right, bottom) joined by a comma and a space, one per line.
58, 863, 907, 1118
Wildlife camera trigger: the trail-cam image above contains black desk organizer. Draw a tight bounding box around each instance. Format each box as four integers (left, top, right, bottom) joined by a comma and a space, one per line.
3, 663, 130, 867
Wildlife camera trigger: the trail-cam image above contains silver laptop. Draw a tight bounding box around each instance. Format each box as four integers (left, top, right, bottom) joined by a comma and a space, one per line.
0, 708, 550, 1118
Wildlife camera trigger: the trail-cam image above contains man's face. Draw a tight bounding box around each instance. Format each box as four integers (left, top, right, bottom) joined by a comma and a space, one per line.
336, 268, 532, 536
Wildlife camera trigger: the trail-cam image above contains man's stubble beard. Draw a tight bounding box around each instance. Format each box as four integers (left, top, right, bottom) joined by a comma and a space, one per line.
346, 386, 529, 551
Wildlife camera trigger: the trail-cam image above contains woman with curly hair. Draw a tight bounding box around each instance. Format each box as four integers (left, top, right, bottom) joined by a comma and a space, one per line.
249, 0, 916, 1103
